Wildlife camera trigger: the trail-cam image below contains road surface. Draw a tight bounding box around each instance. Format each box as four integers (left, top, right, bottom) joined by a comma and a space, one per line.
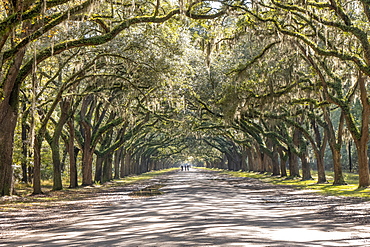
1, 168, 370, 246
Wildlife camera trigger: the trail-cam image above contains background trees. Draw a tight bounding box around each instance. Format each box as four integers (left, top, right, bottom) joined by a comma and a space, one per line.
2, 0, 370, 195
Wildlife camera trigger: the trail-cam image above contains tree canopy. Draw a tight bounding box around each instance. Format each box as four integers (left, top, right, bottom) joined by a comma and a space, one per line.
1, 0, 370, 196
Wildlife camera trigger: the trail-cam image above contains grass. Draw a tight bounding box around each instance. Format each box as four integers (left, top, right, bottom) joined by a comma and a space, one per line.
1, 168, 177, 207
199, 167, 370, 199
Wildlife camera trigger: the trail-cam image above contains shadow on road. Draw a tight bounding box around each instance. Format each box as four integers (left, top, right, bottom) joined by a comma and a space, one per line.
1, 169, 370, 246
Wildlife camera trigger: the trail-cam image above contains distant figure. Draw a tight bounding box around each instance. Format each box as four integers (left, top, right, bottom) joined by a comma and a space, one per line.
181, 165, 184, 171
186, 165, 190, 171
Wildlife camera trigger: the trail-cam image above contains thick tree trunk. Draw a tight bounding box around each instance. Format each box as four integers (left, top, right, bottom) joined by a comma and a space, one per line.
123, 151, 131, 177
316, 154, 327, 183
263, 154, 272, 173
51, 100, 71, 190
0, 116, 16, 196
253, 145, 263, 172
288, 148, 300, 177
355, 139, 370, 187
51, 141, 63, 190
102, 154, 113, 183
95, 155, 104, 183
301, 152, 312, 180
246, 150, 253, 171
280, 157, 288, 177
82, 147, 94, 186
354, 74, 370, 187
81, 119, 93, 186
0, 48, 26, 196
332, 147, 346, 185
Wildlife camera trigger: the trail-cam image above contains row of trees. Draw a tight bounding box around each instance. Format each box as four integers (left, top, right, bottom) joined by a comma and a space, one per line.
0, 0, 226, 196
2, 0, 370, 196
190, 0, 370, 188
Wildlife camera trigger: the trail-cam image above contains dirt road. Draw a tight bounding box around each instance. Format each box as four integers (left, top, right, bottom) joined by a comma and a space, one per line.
2, 168, 370, 246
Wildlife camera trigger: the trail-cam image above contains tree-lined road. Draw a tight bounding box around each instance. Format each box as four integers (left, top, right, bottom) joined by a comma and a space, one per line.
2, 169, 370, 246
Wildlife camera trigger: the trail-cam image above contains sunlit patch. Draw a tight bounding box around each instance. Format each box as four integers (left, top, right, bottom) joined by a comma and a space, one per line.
270, 228, 353, 242
128, 184, 165, 197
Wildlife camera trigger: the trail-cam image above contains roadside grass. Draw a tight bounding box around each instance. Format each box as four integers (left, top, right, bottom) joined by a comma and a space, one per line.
198, 167, 370, 199
1, 168, 177, 207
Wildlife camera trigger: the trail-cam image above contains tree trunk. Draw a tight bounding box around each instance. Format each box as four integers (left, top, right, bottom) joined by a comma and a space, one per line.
245, 148, 253, 171
67, 119, 78, 188
277, 148, 288, 177
311, 117, 328, 183
0, 117, 15, 196
241, 147, 248, 171
120, 149, 127, 178
32, 134, 43, 194
348, 141, 353, 172
51, 140, 63, 190
95, 155, 104, 183
332, 147, 346, 185
353, 74, 370, 187
51, 99, 71, 190
322, 108, 345, 184
114, 148, 123, 179
123, 151, 131, 177
263, 154, 272, 173
301, 151, 312, 180
0, 48, 26, 196
355, 139, 370, 187
280, 158, 288, 177
253, 145, 263, 172
21, 119, 29, 184
288, 148, 300, 177
272, 145, 280, 176
82, 146, 94, 186
102, 153, 113, 183
81, 119, 93, 186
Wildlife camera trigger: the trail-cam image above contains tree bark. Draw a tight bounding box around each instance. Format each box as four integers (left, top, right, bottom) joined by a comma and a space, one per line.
253, 145, 264, 172
114, 147, 123, 179
102, 153, 113, 183
0, 48, 26, 196
21, 113, 29, 184
353, 74, 370, 187
32, 134, 43, 194
95, 155, 104, 183
50, 100, 71, 190
311, 117, 328, 183
288, 147, 300, 177
67, 119, 78, 188
301, 151, 312, 180
277, 147, 288, 177
272, 145, 280, 176
241, 147, 248, 171
321, 107, 345, 184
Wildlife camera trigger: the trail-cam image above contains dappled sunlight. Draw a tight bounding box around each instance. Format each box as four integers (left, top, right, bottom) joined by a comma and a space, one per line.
2, 169, 370, 246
